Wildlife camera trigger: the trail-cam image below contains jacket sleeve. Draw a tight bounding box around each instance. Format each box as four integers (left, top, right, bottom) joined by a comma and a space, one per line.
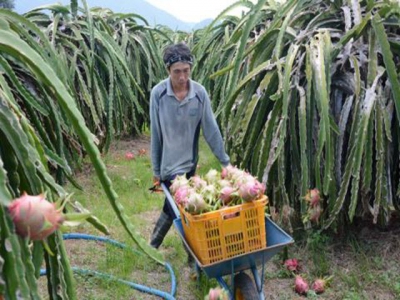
201, 90, 230, 167
150, 89, 162, 177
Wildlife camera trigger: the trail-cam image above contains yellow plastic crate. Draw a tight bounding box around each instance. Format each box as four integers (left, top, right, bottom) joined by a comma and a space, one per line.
179, 196, 268, 265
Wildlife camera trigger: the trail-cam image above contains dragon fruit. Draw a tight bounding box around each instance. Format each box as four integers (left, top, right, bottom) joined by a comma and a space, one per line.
305, 188, 320, 207
238, 180, 265, 202
204, 169, 219, 184
311, 276, 332, 294
125, 152, 135, 160
233, 173, 252, 186
8, 193, 64, 240
218, 179, 231, 188
189, 176, 207, 191
219, 186, 237, 205
284, 258, 300, 272
138, 148, 147, 156
200, 184, 219, 204
186, 193, 208, 214
302, 188, 323, 225
174, 186, 194, 206
309, 204, 322, 223
294, 275, 309, 295
172, 167, 266, 215
205, 287, 229, 300
220, 167, 228, 179
170, 176, 190, 195
311, 278, 325, 294
221, 165, 242, 181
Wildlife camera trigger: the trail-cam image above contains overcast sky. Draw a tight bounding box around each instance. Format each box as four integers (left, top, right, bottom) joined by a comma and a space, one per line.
15, 0, 252, 24
146, 0, 247, 23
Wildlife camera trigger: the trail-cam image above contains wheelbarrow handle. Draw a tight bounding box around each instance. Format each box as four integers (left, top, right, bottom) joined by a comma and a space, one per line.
160, 182, 180, 219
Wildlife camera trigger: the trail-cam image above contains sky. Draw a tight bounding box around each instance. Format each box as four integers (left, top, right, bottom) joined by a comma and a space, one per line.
14, 0, 251, 24
146, 0, 245, 23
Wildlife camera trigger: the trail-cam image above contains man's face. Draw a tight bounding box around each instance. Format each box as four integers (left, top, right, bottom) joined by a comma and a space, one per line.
168, 62, 191, 88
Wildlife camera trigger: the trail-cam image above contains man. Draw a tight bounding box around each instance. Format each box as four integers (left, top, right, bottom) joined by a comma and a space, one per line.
149, 43, 230, 251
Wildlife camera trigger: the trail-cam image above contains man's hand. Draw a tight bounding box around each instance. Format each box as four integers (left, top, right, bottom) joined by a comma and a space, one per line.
149, 176, 162, 193
153, 176, 160, 186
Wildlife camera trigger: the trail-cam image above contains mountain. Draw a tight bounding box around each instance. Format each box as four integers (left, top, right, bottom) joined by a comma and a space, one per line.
193, 18, 213, 30
14, 0, 212, 31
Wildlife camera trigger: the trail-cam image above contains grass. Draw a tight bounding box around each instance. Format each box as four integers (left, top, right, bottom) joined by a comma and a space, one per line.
38, 133, 400, 300
39, 133, 222, 299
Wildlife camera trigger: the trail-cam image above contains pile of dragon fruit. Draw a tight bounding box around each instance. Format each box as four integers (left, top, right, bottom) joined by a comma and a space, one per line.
170, 165, 266, 215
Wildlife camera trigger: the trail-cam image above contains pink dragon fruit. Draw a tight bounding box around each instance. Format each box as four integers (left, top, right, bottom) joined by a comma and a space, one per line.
284, 258, 300, 272
170, 175, 189, 195
238, 180, 265, 202
309, 204, 322, 223
219, 186, 238, 205
305, 188, 320, 207
189, 175, 207, 191
233, 173, 253, 186
311, 276, 332, 294
311, 278, 326, 294
294, 275, 309, 295
125, 152, 135, 160
174, 186, 194, 206
205, 287, 229, 300
221, 165, 242, 181
220, 167, 228, 179
175, 167, 267, 214
8, 193, 64, 240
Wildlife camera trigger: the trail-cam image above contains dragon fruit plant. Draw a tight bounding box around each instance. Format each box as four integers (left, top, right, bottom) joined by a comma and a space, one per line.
171, 166, 266, 215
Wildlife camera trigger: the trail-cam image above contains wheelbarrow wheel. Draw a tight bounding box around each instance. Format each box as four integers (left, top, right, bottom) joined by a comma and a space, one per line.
234, 272, 258, 300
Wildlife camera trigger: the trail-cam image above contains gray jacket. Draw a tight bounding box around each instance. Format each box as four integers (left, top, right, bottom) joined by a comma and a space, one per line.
150, 77, 230, 181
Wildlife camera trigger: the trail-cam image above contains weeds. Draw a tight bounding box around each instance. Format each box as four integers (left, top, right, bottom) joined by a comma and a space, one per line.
306, 231, 331, 277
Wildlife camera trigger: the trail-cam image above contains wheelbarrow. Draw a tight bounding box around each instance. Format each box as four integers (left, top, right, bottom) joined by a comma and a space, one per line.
161, 183, 294, 300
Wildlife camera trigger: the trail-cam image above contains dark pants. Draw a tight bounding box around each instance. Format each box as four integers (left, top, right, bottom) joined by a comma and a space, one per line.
161, 169, 197, 264
161, 168, 196, 220
150, 168, 196, 254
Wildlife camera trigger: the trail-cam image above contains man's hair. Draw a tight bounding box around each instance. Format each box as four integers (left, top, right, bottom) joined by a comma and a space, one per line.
163, 43, 193, 68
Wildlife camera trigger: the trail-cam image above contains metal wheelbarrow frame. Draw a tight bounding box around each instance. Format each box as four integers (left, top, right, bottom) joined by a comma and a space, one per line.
162, 183, 294, 300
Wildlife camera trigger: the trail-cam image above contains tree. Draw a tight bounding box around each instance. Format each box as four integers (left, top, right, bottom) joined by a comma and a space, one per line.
0, 0, 14, 10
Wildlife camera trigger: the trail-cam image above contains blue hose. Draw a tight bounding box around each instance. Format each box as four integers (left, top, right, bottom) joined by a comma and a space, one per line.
40, 233, 176, 299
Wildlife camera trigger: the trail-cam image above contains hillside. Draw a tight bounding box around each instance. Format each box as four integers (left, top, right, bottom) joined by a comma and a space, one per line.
14, 0, 212, 31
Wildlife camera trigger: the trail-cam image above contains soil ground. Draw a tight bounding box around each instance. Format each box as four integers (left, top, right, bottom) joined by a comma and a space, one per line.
53, 135, 400, 300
